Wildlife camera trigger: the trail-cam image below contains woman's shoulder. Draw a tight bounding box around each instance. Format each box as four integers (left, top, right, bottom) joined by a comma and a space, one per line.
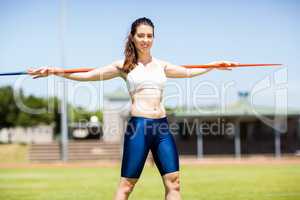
153, 57, 170, 68
112, 59, 125, 69
111, 59, 127, 78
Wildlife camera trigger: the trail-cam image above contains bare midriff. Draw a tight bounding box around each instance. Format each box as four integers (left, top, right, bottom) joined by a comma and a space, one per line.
130, 88, 166, 119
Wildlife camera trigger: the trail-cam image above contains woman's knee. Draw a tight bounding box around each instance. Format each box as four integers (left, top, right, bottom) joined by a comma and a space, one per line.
163, 172, 180, 192
118, 178, 138, 195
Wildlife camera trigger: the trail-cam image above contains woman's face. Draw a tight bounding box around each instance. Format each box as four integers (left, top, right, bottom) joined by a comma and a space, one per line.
133, 24, 154, 53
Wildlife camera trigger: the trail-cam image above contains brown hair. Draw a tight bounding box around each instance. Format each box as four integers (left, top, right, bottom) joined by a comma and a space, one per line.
122, 17, 154, 73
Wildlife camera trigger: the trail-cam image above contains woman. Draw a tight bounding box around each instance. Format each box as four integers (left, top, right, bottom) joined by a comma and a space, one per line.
29, 17, 237, 200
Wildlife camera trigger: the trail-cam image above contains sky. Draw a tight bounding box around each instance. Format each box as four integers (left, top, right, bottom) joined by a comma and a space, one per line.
0, 0, 299, 111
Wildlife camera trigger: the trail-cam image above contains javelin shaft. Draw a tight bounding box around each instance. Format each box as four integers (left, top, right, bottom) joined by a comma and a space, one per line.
0, 71, 28, 76
183, 64, 282, 68
0, 68, 93, 76
0, 64, 282, 76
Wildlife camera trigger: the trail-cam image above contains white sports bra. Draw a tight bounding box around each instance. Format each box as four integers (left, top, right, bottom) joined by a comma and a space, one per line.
125, 57, 167, 95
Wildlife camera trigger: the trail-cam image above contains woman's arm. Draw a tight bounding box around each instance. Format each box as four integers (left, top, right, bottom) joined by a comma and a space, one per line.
28, 60, 124, 81
164, 60, 238, 78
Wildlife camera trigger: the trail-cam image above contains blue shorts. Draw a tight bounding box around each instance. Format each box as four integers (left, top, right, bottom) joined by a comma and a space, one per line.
121, 116, 179, 178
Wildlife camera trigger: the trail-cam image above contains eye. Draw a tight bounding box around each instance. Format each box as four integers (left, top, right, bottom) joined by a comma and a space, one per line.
137, 33, 145, 38
147, 34, 153, 39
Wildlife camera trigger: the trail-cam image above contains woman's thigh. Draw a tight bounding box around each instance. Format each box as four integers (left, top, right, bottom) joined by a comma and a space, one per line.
121, 119, 150, 178
151, 132, 179, 176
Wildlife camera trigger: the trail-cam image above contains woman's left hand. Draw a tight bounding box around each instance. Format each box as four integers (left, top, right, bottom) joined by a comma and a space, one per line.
208, 61, 240, 70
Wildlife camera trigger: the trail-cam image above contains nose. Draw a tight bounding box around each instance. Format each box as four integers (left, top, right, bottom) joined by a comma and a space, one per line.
142, 37, 148, 43
142, 36, 151, 43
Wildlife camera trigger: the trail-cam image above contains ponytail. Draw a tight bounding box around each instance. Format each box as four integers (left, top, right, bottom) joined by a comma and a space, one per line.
123, 34, 138, 73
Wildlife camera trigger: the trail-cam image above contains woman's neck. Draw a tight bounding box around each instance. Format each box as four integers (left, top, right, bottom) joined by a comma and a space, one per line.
137, 52, 152, 65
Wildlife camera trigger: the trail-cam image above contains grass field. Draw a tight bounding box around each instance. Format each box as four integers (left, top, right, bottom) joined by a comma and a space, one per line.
0, 163, 299, 200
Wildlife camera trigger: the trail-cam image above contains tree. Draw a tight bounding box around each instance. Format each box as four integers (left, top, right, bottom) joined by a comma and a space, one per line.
0, 86, 103, 136
0, 86, 19, 128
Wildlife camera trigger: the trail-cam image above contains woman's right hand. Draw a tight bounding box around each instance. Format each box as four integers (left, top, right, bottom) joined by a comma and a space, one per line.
27, 67, 63, 79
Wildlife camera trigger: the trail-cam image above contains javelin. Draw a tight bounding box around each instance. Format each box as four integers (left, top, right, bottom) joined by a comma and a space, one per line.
182, 63, 282, 69
0, 68, 94, 76
0, 64, 282, 76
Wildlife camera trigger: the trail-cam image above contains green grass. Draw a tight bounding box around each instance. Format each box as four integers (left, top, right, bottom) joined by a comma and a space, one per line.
0, 164, 299, 200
